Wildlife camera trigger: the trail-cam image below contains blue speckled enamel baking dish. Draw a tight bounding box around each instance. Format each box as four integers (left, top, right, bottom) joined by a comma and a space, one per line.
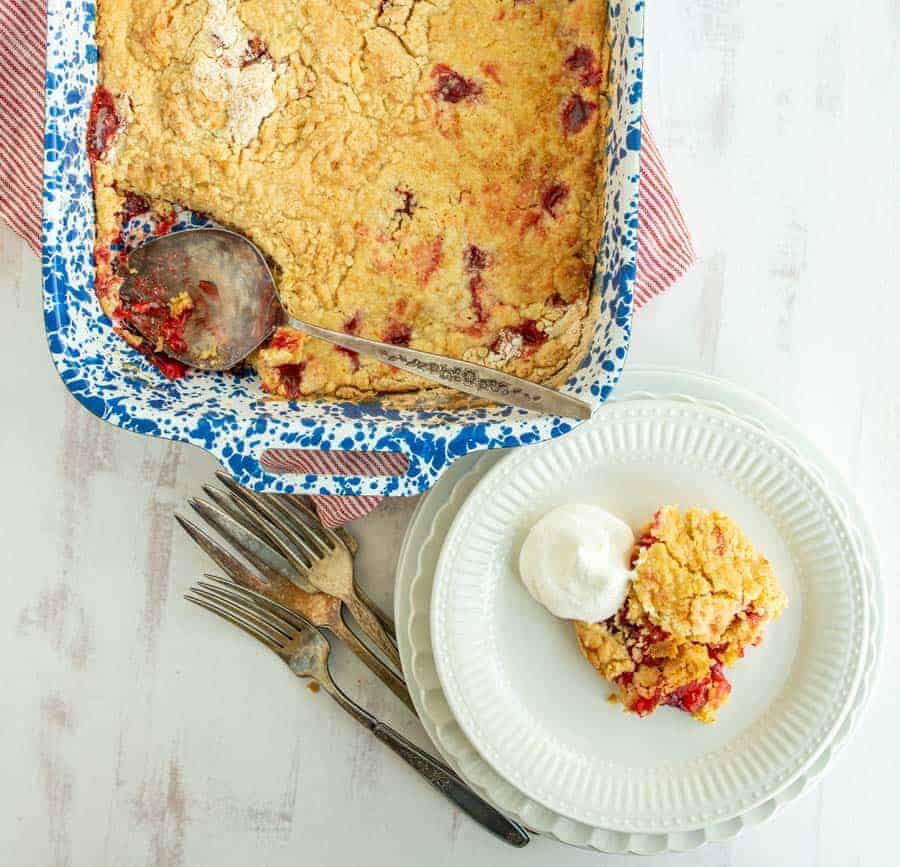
42, 0, 643, 497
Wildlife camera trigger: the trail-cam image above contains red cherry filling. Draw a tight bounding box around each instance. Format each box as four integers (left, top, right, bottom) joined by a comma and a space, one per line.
630, 693, 661, 717
707, 642, 729, 663
541, 181, 570, 218
155, 211, 177, 236
395, 186, 417, 217
488, 319, 547, 356
664, 662, 732, 717
744, 604, 763, 626
161, 316, 189, 354
468, 272, 488, 325
384, 321, 412, 346
431, 64, 483, 103
268, 329, 300, 351
136, 344, 188, 381
94, 246, 114, 299
120, 191, 150, 223
241, 35, 269, 67
276, 363, 307, 399
463, 244, 488, 272
335, 346, 360, 372
515, 319, 547, 346
344, 310, 362, 334
118, 276, 195, 356
87, 86, 121, 164
462, 246, 490, 328
663, 678, 709, 715
417, 237, 444, 285
564, 45, 605, 87
561, 93, 597, 135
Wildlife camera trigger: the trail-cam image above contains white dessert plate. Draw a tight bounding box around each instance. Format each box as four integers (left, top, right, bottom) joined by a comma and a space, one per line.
429, 375, 873, 832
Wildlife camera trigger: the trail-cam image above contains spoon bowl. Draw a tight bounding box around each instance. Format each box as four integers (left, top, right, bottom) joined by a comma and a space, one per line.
121, 228, 280, 370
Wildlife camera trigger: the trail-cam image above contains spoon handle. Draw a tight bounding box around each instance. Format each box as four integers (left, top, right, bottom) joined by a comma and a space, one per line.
286, 318, 591, 420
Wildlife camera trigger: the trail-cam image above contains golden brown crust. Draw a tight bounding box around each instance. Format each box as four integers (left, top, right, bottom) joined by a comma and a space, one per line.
575, 507, 788, 723
92, 0, 610, 400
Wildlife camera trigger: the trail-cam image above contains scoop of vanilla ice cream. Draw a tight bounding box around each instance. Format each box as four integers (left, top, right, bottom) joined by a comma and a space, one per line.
518, 504, 635, 622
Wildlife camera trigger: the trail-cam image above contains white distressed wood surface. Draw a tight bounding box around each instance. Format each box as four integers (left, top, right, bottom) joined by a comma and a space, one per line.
2, 1, 898, 863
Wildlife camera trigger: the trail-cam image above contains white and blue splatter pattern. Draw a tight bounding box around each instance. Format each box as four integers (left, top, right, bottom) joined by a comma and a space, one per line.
41, 0, 644, 497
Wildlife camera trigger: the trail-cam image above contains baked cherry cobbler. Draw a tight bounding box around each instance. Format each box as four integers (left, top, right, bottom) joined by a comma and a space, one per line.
575, 507, 788, 723
90, 0, 610, 400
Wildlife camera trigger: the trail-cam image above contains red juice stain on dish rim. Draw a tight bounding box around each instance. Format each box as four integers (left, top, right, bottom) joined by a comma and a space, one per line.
136, 344, 188, 381
155, 211, 178, 235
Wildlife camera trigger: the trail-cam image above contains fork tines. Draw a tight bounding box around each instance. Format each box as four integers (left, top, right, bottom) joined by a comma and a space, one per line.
213, 473, 324, 574
186, 574, 310, 648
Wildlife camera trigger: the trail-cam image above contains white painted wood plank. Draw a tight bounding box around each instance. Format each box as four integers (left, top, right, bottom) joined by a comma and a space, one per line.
1, 0, 898, 862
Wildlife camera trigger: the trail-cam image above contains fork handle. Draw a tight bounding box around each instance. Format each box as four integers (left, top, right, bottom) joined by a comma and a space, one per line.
325, 683, 530, 849
317, 665, 529, 846
345, 595, 402, 671
352, 580, 397, 643
369, 721, 529, 847
330, 617, 415, 715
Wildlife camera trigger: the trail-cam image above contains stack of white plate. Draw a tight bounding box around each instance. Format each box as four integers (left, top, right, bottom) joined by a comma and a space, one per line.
394, 367, 884, 855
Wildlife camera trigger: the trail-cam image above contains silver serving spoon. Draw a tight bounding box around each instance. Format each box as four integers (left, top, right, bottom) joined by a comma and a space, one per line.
119, 228, 592, 418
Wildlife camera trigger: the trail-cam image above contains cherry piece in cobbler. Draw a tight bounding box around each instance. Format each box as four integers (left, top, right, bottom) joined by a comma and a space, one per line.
542, 182, 570, 218
561, 93, 597, 135
430, 64, 483, 103
384, 321, 412, 347
564, 45, 605, 87
87, 86, 120, 164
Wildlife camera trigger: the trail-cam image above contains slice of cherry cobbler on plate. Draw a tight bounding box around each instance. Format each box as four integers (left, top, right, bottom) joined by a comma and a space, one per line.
575, 506, 788, 723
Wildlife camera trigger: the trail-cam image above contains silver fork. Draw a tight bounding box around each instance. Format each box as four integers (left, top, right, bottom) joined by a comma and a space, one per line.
212, 473, 401, 670
185, 575, 529, 848
203, 481, 394, 638
212, 472, 396, 641
176, 513, 414, 713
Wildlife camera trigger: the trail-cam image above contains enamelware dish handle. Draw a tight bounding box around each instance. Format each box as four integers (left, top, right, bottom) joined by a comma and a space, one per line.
213, 443, 475, 498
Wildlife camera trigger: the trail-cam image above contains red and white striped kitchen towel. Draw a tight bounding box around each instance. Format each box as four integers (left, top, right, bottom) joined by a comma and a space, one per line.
0, 0, 695, 526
